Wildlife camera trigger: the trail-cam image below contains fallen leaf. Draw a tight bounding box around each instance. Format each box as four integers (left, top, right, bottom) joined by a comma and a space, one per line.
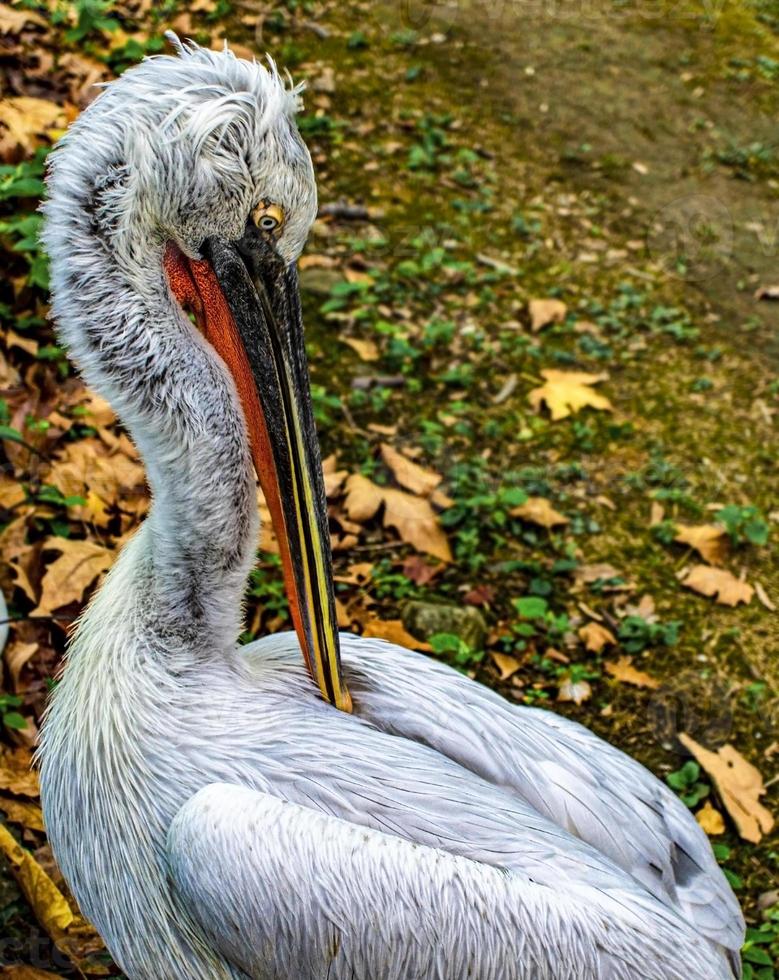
35, 538, 114, 616
755, 284, 779, 301
343, 474, 451, 562
0, 473, 25, 509
491, 652, 521, 680
0, 97, 66, 160
682, 565, 754, 606
0, 4, 47, 32
361, 618, 431, 650
674, 524, 729, 565
578, 622, 616, 653
401, 555, 441, 586
604, 656, 660, 689
343, 473, 384, 522
0, 748, 38, 796
695, 801, 725, 836
380, 443, 442, 496
528, 298, 567, 332
679, 734, 774, 844
557, 674, 592, 705
342, 337, 379, 361
382, 487, 452, 562
334, 562, 373, 585
0, 967, 66, 980
4, 639, 38, 689
0, 795, 45, 832
510, 496, 569, 529
0, 822, 74, 934
528, 370, 612, 421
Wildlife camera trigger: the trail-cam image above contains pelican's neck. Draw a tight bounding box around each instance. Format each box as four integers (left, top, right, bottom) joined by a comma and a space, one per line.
48, 219, 258, 658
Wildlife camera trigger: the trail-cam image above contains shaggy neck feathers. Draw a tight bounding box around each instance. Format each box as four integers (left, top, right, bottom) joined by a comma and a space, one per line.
45, 146, 258, 656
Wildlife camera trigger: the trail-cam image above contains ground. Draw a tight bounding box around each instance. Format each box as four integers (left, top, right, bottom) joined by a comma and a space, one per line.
0, 0, 777, 976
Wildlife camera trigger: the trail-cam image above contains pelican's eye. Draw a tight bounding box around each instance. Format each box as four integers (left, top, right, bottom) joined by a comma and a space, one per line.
252, 201, 285, 235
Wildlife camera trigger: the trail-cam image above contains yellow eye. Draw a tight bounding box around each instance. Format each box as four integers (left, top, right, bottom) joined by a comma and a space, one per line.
252, 201, 285, 234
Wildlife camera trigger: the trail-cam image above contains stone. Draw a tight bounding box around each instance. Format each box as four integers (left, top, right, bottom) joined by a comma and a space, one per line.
401, 601, 487, 651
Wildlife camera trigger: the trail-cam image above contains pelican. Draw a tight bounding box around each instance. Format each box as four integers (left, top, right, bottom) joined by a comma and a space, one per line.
38, 37, 744, 980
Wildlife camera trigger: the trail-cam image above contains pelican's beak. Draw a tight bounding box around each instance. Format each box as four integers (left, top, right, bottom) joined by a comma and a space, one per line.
164, 225, 352, 713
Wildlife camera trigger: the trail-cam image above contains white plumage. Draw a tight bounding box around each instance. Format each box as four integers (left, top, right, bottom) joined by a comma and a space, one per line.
38, 38, 744, 980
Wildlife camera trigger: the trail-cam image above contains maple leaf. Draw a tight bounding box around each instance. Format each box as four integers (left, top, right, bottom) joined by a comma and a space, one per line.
510, 496, 569, 529
35, 538, 114, 616
342, 474, 452, 562
680, 734, 774, 843
604, 656, 660, 689
674, 524, 729, 565
380, 443, 442, 497
681, 565, 754, 606
578, 622, 616, 653
528, 298, 567, 332
528, 370, 612, 421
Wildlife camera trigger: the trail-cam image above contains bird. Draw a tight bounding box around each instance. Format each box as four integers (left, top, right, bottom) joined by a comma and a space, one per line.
38, 36, 744, 980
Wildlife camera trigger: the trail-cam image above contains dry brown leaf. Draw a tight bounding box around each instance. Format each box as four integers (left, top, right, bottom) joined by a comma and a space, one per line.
0, 967, 66, 980
682, 565, 754, 606
47, 438, 146, 521
342, 473, 384, 522
0, 97, 66, 160
334, 562, 373, 585
35, 538, 114, 616
0, 822, 74, 934
491, 652, 521, 680
695, 800, 725, 836
4, 639, 39, 690
0, 4, 47, 32
0, 748, 38, 797
578, 622, 616, 653
0, 473, 25, 509
0, 795, 45, 832
604, 656, 660, 689
528, 370, 612, 421
510, 496, 568, 529
679, 733, 774, 844
674, 525, 729, 565
341, 337, 379, 361
650, 501, 665, 526
557, 675, 592, 705
382, 487, 452, 562
322, 454, 347, 498
343, 474, 451, 561
361, 618, 431, 651
380, 443, 442, 497
529, 298, 567, 332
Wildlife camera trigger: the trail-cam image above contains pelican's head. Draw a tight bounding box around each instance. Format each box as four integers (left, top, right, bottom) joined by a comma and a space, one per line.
44, 37, 351, 712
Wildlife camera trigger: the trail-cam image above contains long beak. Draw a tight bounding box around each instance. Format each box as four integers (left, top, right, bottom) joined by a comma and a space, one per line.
164, 226, 352, 713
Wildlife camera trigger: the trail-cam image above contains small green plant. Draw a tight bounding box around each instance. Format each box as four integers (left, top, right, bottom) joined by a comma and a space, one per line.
0, 692, 27, 731
429, 632, 484, 670
666, 760, 710, 807
742, 902, 779, 978
715, 504, 770, 547
617, 615, 680, 653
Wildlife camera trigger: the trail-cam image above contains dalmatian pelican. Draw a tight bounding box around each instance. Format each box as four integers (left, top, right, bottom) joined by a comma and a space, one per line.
38, 36, 744, 980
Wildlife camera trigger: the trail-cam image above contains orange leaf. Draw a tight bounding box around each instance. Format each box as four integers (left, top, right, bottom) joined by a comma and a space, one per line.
680, 734, 774, 844
604, 656, 660, 689
681, 565, 754, 606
